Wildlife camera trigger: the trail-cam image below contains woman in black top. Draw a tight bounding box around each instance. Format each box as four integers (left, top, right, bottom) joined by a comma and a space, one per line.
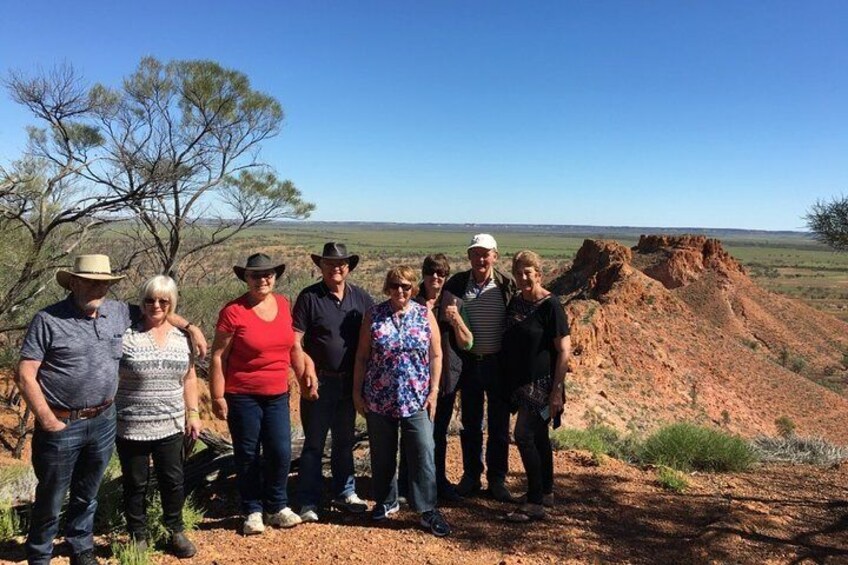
501, 250, 570, 521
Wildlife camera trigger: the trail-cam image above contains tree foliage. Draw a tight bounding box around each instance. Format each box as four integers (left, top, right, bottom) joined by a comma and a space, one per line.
93, 58, 314, 277
0, 59, 312, 331
0, 64, 155, 329
805, 196, 848, 251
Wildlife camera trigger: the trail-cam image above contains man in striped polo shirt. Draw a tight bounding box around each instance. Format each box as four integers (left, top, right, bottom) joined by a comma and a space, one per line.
443, 234, 516, 502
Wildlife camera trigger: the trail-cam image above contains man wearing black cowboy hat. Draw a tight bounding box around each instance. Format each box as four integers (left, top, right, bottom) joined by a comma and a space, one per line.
16, 255, 206, 565
292, 242, 373, 521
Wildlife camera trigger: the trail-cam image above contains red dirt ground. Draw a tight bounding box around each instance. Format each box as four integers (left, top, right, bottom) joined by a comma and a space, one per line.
2, 235, 848, 564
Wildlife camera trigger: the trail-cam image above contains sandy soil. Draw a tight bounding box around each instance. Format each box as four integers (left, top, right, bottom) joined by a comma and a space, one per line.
1, 434, 847, 565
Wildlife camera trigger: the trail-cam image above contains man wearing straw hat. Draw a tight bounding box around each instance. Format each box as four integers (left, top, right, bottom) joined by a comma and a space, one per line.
15, 254, 206, 565
292, 242, 373, 522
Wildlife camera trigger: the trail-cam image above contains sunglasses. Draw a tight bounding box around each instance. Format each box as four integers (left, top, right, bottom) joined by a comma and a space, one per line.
423, 268, 448, 278
143, 297, 171, 306
247, 271, 276, 280
387, 282, 413, 292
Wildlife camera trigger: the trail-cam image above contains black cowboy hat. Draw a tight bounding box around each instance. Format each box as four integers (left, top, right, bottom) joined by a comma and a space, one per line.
233, 253, 286, 281
310, 242, 360, 272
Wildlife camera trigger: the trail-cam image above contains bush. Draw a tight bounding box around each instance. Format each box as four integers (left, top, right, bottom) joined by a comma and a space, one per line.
110, 539, 152, 565
0, 499, 21, 542
639, 423, 756, 472
774, 416, 796, 438
146, 493, 205, 544
550, 425, 637, 461
752, 436, 848, 466
656, 466, 688, 493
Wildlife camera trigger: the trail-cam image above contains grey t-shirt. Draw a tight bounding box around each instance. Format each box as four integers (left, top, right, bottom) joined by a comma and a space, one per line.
20, 296, 135, 409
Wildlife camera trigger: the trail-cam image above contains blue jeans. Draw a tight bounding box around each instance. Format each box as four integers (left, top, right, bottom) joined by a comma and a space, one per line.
514, 405, 554, 504
458, 354, 511, 484
367, 409, 437, 513
226, 393, 292, 515
297, 375, 357, 507
26, 404, 116, 565
398, 389, 456, 496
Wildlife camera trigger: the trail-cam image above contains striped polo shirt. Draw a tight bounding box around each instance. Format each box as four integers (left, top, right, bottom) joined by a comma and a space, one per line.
462, 276, 507, 355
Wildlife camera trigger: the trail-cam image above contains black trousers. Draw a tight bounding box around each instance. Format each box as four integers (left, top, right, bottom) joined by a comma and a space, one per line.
116, 432, 185, 538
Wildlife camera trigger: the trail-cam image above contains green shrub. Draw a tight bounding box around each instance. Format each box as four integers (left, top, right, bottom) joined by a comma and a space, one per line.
774, 416, 796, 438
656, 466, 688, 493
550, 425, 637, 461
111, 539, 152, 565
146, 493, 205, 543
0, 499, 21, 541
639, 423, 756, 472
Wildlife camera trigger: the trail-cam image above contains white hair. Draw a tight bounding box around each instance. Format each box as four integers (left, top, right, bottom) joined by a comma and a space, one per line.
138, 275, 179, 313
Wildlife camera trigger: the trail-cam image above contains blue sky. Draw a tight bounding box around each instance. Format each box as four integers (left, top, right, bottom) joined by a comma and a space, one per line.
1, 1, 846, 230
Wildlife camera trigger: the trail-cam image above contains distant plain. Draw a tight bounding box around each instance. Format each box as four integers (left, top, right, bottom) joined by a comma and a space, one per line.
230, 222, 848, 321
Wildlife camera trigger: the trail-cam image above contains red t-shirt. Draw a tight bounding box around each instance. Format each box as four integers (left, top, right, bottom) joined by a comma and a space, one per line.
216, 294, 295, 395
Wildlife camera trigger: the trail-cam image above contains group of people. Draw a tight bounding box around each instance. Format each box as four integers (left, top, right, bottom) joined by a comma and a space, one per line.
15, 233, 570, 564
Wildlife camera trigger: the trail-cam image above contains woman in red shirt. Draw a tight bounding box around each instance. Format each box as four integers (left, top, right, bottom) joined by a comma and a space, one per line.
210, 253, 305, 535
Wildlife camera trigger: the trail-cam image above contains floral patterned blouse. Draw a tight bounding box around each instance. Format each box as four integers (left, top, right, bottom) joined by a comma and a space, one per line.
364, 300, 433, 418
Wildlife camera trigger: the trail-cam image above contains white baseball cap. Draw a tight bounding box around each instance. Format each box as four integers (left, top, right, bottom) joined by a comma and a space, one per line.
467, 233, 498, 251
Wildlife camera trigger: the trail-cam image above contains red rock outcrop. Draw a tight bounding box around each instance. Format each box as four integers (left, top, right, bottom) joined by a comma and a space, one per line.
632, 235, 744, 289
549, 236, 848, 444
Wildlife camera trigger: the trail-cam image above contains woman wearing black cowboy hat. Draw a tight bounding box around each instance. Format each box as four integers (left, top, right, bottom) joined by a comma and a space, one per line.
209, 253, 305, 534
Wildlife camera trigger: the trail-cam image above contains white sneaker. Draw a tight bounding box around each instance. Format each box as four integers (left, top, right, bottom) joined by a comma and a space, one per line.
299, 505, 320, 523
266, 507, 302, 528
243, 512, 265, 535
332, 492, 368, 513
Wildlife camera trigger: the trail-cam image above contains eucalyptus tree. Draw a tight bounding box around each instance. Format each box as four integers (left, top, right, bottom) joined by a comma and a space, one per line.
0, 64, 153, 329
96, 57, 313, 279
1, 58, 313, 332
806, 197, 848, 251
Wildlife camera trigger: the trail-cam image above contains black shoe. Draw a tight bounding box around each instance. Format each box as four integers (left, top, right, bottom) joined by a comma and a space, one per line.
437, 482, 461, 503
455, 475, 482, 497
70, 550, 99, 565
420, 509, 451, 538
168, 532, 197, 559
371, 500, 400, 521
488, 481, 514, 503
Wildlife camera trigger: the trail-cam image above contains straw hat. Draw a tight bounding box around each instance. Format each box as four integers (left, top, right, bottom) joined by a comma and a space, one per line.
56, 255, 125, 290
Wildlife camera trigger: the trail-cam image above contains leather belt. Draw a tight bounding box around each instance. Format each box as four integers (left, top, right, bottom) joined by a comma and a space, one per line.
466, 352, 498, 361
50, 399, 113, 421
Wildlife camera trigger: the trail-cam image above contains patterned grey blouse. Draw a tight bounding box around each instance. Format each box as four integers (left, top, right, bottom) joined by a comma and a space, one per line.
116, 324, 192, 441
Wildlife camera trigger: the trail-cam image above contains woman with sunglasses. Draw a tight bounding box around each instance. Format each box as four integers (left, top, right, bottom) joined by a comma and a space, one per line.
209, 253, 304, 535
398, 254, 473, 503
353, 266, 452, 537
115, 275, 200, 557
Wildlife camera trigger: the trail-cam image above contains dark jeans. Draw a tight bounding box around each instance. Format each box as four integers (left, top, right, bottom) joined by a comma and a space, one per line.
458, 353, 511, 484
367, 409, 437, 513
398, 389, 456, 497
297, 374, 357, 506
116, 432, 185, 539
26, 405, 116, 565
226, 393, 292, 515
514, 405, 554, 504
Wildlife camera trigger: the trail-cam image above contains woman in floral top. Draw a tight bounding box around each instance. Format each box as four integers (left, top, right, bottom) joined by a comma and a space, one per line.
353, 266, 451, 537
